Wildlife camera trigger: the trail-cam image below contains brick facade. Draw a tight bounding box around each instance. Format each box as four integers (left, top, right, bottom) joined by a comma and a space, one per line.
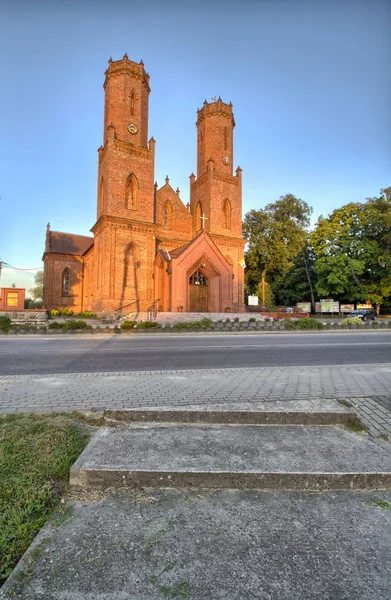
43, 56, 245, 314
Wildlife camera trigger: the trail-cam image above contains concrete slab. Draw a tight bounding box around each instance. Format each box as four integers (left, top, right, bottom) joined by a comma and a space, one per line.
105, 398, 358, 426
70, 424, 391, 491
2, 490, 391, 599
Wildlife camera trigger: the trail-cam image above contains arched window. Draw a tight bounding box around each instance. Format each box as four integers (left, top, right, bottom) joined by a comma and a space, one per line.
196, 202, 203, 231
199, 131, 203, 154
224, 127, 228, 151
62, 269, 70, 297
223, 198, 231, 230
99, 176, 104, 215
163, 201, 172, 230
130, 91, 135, 116
126, 173, 139, 210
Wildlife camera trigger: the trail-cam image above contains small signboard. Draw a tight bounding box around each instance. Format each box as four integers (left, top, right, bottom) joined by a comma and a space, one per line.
296, 302, 311, 313
316, 299, 339, 313
340, 304, 354, 313
248, 295, 259, 306
357, 303, 373, 309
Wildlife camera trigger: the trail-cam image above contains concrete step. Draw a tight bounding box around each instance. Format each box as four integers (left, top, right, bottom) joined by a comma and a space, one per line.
104, 399, 358, 427
70, 423, 391, 492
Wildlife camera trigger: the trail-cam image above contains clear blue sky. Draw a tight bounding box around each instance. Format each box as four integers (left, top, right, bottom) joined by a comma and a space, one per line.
1, 0, 390, 291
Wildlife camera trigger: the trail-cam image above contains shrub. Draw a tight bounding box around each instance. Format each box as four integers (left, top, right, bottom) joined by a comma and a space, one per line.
172, 318, 213, 330
173, 322, 192, 330
62, 309, 74, 317
50, 309, 60, 317
48, 321, 65, 329
372, 321, 380, 327
296, 318, 324, 330
79, 311, 96, 318
285, 318, 324, 330
0, 316, 12, 333
341, 317, 362, 325
195, 317, 213, 328
120, 320, 137, 330
248, 317, 256, 322
63, 320, 87, 330
135, 321, 160, 329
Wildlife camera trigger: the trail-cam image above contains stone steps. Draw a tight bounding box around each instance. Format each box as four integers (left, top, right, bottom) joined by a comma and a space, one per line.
70, 403, 391, 492
104, 398, 358, 427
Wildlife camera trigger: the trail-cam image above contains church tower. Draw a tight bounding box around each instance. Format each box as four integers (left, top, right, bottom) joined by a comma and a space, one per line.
90, 55, 157, 313
96, 54, 155, 223
189, 99, 245, 310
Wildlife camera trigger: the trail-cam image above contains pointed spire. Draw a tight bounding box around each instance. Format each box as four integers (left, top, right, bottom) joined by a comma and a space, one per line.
176, 188, 180, 195
165, 175, 169, 185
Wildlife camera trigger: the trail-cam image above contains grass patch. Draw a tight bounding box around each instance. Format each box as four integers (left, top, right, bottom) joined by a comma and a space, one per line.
337, 399, 354, 408
0, 413, 89, 584
368, 497, 391, 511
345, 419, 369, 434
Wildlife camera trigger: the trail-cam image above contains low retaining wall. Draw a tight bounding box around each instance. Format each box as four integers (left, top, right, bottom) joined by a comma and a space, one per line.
3, 320, 390, 335
0, 310, 47, 323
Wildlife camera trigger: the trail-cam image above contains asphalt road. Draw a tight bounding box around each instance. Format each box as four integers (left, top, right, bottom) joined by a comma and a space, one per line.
0, 332, 390, 375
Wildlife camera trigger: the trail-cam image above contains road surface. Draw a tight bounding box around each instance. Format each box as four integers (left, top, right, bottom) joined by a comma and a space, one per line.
0, 331, 390, 375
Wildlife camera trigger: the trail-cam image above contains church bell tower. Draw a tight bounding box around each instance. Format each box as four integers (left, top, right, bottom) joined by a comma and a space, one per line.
96, 54, 155, 224
90, 55, 157, 313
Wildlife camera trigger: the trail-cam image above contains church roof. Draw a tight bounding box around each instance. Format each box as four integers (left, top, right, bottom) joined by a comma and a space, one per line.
47, 231, 94, 256
159, 241, 192, 262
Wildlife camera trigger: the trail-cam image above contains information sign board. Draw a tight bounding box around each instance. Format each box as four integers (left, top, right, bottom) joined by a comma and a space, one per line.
296, 302, 311, 313
340, 304, 354, 313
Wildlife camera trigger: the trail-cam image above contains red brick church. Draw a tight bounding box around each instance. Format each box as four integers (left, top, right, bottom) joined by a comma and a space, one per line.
43, 55, 245, 314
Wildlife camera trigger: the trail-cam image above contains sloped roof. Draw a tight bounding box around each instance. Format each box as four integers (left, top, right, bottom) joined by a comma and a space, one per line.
47, 231, 94, 256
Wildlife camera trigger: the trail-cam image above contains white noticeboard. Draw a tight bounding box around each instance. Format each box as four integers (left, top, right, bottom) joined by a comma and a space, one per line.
248, 296, 259, 306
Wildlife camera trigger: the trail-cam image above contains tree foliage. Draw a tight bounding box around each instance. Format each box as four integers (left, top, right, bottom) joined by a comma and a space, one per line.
243, 194, 312, 299
30, 270, 44, 301
274, 240, 317, 309
310, 188, 391, 309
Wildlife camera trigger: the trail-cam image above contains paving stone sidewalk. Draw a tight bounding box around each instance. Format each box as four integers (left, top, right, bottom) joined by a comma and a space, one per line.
1, 364, 391, 437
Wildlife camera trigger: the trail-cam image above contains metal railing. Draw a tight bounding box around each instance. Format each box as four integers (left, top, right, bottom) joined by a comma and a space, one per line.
114, 299, 139, 313
147, 298, 160, 321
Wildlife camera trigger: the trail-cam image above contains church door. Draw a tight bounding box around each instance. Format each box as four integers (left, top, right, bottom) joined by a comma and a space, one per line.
189, 269, 208, 312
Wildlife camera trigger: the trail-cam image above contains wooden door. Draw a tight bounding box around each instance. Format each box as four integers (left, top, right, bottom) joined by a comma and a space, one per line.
189, 269, 208, 312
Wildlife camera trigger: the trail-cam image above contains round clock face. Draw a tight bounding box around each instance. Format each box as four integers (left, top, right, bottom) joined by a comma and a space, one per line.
128, 123, 138, 134
222, 156, 229, 165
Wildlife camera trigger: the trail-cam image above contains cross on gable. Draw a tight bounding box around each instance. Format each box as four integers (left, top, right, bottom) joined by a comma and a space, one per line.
200, 213, 208, 228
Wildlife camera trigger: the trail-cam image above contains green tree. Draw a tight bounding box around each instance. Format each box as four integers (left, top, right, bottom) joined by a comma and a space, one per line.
30, 270, 44, 301
243, 194, 313, 303
310, 188, 391, 312
275, 239, 317, 310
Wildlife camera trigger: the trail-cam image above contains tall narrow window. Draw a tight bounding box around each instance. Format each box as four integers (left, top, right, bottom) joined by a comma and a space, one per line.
199, 131, 203, 154
163, 201, 172, 230
126, 173, 138, 210
223, 199, 231, 230
196, 202, 203, 230
130, 91, 135, 116
99, 177, 104, 215
62, 269, 70, 297
224, 127, 228, 151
